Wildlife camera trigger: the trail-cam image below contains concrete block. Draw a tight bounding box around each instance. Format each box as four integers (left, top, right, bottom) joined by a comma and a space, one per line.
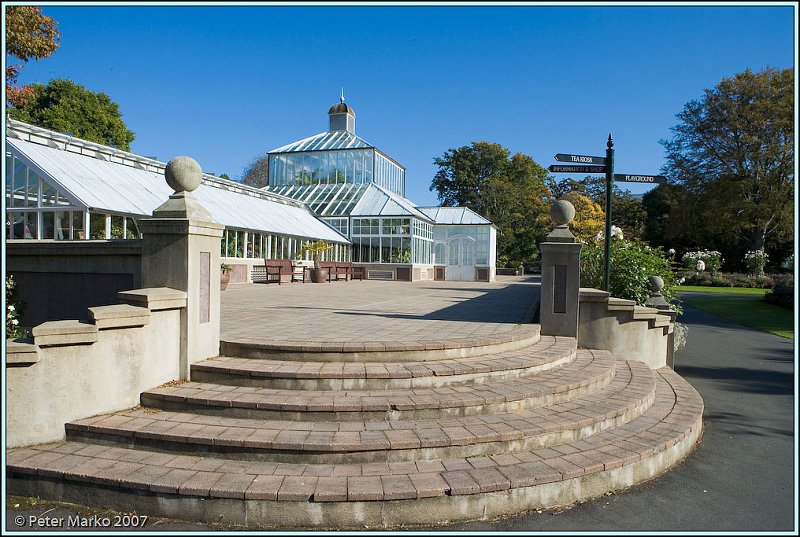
118, 287, 187, 311
32, 320, 98, 347
6, 338, 39, 366
89, 304, 151, 329
607, 298, 636, 311
579, 288, 610, 302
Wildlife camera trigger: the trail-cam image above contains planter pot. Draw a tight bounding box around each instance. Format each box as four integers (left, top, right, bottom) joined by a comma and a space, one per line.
309, 268, 328, 283
221, 272, 231, 291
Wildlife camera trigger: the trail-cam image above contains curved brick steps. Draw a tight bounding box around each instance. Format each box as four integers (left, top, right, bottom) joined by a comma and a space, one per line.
219, 323, 540, 363
139, 349, 615, 421
192, 335, 577, 390
6, 367, 703, 529
65, 360, 655, 464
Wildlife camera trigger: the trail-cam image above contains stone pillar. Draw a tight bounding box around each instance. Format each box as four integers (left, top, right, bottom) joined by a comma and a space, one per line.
540, 200, 582, 338
139, 157, 224, 380
646, 275, 677, 368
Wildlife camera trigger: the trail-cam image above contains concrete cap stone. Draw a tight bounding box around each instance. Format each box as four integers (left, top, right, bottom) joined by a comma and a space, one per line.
89, 304, 151, 329
118, 288, 188, 311
32, 320, 98, 347
5, 338, 39, 367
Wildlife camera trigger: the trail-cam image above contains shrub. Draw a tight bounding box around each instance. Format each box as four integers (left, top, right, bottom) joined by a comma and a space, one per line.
764, 274, 794, 309
581, 236, 680, 311
681, 250, 723, 273
681, 271, 774, 288
6, 275, 27, 338
744, 250, 768, 276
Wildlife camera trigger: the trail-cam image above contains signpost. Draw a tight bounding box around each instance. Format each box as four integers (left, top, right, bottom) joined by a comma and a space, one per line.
548, 164, 606, 174
550, 137, 668, 292
614, 174, 667, 184
554, 153, 606, 165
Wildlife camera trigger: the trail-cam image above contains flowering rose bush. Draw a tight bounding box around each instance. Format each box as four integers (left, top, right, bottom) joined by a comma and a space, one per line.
6, 275, 27, 338
581, 232, 681, 311
682, 250, 723, 273
744, 250, 768, 276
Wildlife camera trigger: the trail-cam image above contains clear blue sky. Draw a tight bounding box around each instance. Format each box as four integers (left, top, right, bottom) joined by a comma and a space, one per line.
12, 3, 796, 207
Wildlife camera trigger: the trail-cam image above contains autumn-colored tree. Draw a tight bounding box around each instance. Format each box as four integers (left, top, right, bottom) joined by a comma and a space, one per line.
5, 6, 61, 107
10, 79, 135, 150
559, 192, 605, 242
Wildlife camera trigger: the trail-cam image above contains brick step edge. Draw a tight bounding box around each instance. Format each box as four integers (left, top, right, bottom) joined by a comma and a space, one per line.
139, 351, 615, 421
6, 368, 703, 529
65, 361, 655, 463
219, 325, 541, 363
192, 337, 577, 390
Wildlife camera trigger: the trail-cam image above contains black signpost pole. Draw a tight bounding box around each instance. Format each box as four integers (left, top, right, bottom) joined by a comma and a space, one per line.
603, 135, 614, 292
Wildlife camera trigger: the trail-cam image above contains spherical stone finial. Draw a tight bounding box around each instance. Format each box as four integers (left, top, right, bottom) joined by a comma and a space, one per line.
550, 200, 575, 226
648, 275, 664, 292
165, 156, 202, 193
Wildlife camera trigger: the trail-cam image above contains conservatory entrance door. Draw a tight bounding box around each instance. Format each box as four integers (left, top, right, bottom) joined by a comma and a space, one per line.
446, 235, 476, 281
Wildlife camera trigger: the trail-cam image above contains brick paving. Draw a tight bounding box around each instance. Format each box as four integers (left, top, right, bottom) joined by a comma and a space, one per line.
220, 277, 539, 346
6, 277, 705, 528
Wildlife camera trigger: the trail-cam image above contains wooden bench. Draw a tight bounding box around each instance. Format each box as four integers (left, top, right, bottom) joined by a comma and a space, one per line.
317, 261, 338, 282
264, 259, 295, 284
335, 262, 364, 281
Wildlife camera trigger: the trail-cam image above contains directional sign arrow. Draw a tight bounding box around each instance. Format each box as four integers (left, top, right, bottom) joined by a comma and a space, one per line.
549, 164, 607, 174
554, 153, 606, 165
613, 174, 667, 184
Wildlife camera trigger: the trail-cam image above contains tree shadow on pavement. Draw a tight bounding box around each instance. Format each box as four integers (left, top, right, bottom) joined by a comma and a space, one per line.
677, 364, 794, 396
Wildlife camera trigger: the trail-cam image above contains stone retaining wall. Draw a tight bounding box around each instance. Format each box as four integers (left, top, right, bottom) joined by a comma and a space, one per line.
6, 288, 186, 448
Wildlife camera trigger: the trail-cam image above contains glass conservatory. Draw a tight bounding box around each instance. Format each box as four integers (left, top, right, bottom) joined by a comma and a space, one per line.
5, 120, 350, 269
264, 98, 497, 281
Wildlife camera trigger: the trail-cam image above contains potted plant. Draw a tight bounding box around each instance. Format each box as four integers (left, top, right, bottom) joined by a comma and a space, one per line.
220, 263, 232, 291
300, 240, 334, 283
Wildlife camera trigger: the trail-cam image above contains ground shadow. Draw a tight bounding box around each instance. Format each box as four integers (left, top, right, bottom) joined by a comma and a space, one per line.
677, 364, 794, 396
332, 282, 540, 324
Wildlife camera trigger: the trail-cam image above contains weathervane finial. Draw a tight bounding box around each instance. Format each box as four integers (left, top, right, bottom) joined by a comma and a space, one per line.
340, 87, 345, 104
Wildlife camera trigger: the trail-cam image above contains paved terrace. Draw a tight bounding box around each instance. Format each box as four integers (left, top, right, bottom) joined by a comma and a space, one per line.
220, 276, 540, 347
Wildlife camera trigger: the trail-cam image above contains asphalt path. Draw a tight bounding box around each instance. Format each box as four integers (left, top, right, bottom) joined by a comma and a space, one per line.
444, 302, 797, 533
5, 302, 797, 534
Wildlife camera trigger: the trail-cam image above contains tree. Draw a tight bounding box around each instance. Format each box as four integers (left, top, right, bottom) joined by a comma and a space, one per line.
9, 79, 135, 151
661, 67, 794, 254
547, 175, 647, 238
241, 154, 270, 188
559, 192, 605, 242
430, 142, 550, 266
5, 6, 61, 107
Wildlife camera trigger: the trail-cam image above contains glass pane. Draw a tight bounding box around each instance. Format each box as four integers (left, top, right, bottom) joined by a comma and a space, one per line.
236, 231, 245, 257
26, 170, 40, 207
401, 237, 411, 263
5, 154, 12, 209
73, 211, 85, 239
54, 211, 69, 240
435, 243, 445, 264
12, 158, 26, 208
7, 212, 18, 239
90, 213, 106, 239
125, 217, 139, 239
25, 212, 37, 239
448, 240, 459, 265
41, 212, 55, 239
56, 189, 73, 206
111, 215, 124, 239
41, 179, 56, 207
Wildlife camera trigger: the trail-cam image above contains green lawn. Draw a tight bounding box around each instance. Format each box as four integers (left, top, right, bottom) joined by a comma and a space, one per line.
677, 285, 769, 295
680, 292, 794, 339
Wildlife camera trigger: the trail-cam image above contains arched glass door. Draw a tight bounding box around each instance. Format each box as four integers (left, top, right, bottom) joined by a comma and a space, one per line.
446, 235, 476, 281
